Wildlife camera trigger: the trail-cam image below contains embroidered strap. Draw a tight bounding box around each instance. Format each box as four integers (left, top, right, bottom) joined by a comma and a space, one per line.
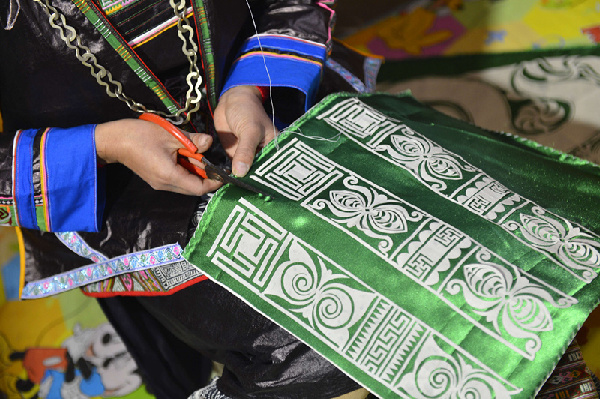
190, 0, 217, 111
81, 261, 207, 297
21, 243, 184, 298
34, 0, 203, 124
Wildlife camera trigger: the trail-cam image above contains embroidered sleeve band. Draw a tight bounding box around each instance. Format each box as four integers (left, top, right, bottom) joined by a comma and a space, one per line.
240, 35, 327, 60
221, 35, 327, 111
11, 125, 105, 232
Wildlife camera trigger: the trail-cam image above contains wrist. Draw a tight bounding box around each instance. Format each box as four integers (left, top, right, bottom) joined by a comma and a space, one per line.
95, 120, 126, 164
223, 85, 264, 103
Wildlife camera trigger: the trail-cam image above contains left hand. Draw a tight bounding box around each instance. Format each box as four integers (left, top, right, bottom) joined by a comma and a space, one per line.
214, 85, 278, 177
95, 118, 222, 196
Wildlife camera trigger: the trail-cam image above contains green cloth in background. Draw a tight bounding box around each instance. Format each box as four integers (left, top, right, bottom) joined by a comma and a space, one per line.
185, 93, 600, 399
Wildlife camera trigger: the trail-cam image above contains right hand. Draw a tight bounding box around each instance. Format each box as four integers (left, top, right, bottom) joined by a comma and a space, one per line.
214, 85, 278, 177
95, 118, 222, 196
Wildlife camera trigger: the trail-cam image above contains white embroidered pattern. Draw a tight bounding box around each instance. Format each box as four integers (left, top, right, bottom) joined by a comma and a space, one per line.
446, 251, 576, 355
398, 335, 519, 399
264, 240, 376, 347
251, 138, 575, 360
315, 97, 600, 282
250, 141, 342, 201
506, 207, 600, 281
206, 199, 520, 397
383, 133, 474, 191
313, 176, 422, 253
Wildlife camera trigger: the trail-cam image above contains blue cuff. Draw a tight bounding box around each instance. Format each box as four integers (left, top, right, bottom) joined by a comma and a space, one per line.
45, 125, 105, 232
221, 35, 327, 111
240, 35, 327, 60
14, 129, 37, 229
14, 125, 105, 232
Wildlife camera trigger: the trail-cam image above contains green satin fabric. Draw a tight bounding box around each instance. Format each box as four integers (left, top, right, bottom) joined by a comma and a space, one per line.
185, 93, 600, 399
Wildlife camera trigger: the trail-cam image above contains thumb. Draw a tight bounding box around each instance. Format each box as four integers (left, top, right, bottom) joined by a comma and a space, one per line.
189, 133, 213, 153
231, 126, 263, 177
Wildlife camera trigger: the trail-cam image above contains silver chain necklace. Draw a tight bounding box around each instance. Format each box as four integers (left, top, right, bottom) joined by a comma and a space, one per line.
33, 0, 203, 125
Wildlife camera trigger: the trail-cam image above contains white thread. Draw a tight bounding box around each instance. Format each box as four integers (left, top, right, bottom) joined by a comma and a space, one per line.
244, 0, 279, 150
293, 127, 343, 143
3, 0, 20, 30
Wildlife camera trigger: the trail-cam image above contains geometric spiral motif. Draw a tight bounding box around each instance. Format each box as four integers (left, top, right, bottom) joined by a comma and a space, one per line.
251, 137, 576, 359
251, 140, 340, 201
204, 198, 520, 396
398, 335, 520, 398
382, 133, 466, 191
317, 98, 600, 284
264, 240, 376, 348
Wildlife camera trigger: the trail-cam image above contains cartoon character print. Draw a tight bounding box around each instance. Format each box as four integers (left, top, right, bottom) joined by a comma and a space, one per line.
0, 323, 142, 399
62, 323, 141, 397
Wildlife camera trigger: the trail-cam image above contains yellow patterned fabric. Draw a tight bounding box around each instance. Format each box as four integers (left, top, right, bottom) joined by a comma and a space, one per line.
343, 0, 600, 59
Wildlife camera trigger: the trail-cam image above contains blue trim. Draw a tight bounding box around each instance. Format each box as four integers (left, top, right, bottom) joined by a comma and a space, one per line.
241, 35, 327, 60
222, 55, 322, 111
56, 232, 108, 263
21, 243, 184, 298
364, 57, 383, 93
94, 128, 107, 229
14, 129, 37, 229
326, 58, 367, 93
45, 125, 104, 232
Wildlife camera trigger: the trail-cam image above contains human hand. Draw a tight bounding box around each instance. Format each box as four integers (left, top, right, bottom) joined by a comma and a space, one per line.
95, 118, 222, 195
214, 85, 278, 177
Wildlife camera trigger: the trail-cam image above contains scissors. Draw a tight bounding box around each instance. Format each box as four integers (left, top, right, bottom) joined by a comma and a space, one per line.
139, 113, 268, 196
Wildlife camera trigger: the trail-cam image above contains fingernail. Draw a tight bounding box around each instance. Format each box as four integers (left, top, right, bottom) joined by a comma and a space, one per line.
233, 161, 250, 177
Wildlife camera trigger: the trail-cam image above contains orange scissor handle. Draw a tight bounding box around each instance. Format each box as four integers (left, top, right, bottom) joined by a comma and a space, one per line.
139, 113, 208, 179
178, 148, 208, 179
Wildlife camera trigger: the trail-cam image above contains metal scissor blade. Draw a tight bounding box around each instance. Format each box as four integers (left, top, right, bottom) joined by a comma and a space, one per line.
204, 163, 271, 197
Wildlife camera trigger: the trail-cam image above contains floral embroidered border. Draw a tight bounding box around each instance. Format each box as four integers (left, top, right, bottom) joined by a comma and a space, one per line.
81, 260, 206, 297
21, 243, 183, 299
55, 231, 108, 263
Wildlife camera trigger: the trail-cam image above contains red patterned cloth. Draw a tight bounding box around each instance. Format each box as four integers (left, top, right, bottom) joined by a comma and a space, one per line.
536, 340, 598, 399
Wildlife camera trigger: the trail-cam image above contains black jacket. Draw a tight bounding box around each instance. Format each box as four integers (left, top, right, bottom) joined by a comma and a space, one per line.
0, 0, 374, 296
